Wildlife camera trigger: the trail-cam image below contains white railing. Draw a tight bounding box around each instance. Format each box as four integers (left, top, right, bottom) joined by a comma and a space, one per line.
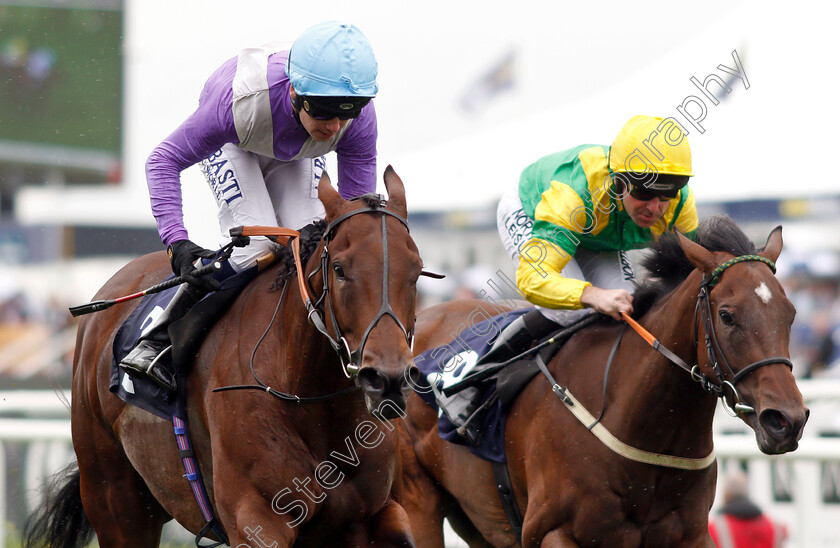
2, 381, 840, 548
0, 390, 73, 548
712, 380, 840, 548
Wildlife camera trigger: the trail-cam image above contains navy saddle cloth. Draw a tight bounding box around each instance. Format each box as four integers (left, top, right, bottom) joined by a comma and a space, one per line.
413, 307, 543, 463
109, 266, 258, 419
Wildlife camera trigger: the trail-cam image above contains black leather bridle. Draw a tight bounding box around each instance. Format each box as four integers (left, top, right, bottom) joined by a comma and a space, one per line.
620, 254, 793, 416
694, 255, 793, 414
214, 199, 419, 402
305, 198, 414, 378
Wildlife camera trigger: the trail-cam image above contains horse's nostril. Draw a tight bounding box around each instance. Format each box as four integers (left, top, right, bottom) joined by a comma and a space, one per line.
357, 368, 386, 393
404, 364, 421, 388
759, 409, 790, 437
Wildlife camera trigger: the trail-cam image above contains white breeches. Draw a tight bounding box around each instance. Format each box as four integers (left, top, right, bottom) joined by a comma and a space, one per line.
200, 144, 327, 271
496, 184, 637, 325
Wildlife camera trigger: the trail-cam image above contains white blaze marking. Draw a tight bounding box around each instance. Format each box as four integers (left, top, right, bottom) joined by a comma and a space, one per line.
755, 282, 772, 304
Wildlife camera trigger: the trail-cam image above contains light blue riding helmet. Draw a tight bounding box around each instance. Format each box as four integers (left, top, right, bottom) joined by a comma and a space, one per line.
286, 21, 379, 98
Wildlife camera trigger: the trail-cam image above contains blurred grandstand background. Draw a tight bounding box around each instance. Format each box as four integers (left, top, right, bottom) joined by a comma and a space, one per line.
2, 0, 840, 546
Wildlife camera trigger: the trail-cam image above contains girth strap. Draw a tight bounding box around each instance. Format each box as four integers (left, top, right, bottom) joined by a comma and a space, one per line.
172, 415, 229, 547
492, 461, 524, 543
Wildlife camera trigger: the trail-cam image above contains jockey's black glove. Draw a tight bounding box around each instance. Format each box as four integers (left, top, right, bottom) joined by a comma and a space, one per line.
167, 239, 221, 292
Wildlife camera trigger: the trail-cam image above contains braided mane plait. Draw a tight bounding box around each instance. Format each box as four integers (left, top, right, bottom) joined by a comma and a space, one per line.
353, 193, 386, 208
632, 215, 757, 318
271, 219, 327, 289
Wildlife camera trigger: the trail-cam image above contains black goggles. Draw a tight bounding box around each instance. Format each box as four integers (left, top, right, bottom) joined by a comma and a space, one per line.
627, 184, 680, 201
616, 173, 688, 201
299, 96, 371, 121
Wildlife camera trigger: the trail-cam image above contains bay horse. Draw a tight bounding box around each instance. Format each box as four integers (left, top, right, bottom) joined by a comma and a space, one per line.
26, 167, 423, 547
397, 216, 809, 547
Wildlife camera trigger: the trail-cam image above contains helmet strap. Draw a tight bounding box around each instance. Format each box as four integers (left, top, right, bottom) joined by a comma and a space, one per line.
291, 90, 303, 112
289, 92, 304, 128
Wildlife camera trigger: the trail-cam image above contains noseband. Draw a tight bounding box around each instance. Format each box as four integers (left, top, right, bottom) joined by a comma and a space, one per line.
625, 254, 792, 415
304, 198, 414, 378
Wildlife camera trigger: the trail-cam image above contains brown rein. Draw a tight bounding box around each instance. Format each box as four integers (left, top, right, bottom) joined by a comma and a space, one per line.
214, 225, 361, 403
233, 225, 309, 306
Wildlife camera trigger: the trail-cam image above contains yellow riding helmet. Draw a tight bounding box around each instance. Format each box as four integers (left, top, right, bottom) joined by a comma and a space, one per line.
609, 115, 693, 177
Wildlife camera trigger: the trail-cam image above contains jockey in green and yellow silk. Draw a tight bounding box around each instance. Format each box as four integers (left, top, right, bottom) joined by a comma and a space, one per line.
488, 115, 699, 363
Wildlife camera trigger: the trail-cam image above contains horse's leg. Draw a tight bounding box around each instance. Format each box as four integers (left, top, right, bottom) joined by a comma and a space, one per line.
537, 529, 579, 548
215, 480, 301, 547
396, 428, 449, 548
74, 406, 169, 547
343, 499, 416, 547
446, 506, 494, 548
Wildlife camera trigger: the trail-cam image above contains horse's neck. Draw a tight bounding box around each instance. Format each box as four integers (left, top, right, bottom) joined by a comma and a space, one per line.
609, 273, 717, 450
241, 275, 351, 395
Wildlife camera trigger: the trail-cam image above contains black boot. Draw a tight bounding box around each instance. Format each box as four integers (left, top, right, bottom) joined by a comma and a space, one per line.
119, 284, 206, 391
480, 309, 560, 365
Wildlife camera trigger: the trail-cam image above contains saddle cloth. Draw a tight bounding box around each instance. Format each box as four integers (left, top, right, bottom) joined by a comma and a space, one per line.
413, 308, 541, 463
109, 265, 258, 419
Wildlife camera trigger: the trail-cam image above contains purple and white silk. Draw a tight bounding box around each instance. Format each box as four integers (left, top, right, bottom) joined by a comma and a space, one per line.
146, 45, 378, 252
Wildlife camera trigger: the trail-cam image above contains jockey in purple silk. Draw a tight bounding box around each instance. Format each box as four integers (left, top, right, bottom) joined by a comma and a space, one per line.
120, 21, 380, 391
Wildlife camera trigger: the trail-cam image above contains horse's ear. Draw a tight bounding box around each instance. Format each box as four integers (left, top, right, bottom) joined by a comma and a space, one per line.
383, 165, 407, 217
759, 225, 783, 263
318, 171, 344, 216
676, 230, 718, 274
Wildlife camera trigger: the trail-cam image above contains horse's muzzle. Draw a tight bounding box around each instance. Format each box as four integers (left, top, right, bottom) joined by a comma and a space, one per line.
356, 364, 419, 418
757, 405, 810, 454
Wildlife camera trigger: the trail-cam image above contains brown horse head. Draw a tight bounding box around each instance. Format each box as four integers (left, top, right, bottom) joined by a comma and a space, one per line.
677, 225, 809, 454
314, 166, 422, 418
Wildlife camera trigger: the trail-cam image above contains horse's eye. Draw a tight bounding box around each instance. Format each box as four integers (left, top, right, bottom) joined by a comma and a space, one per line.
719, 309, 735, 326
333, 263, 346, 280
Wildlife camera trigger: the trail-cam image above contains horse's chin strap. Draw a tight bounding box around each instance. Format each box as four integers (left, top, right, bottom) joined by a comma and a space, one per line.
697, 255, 792, 415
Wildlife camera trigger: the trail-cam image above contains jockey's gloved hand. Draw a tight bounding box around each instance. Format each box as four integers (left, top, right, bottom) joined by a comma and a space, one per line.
167, 239, 221, 292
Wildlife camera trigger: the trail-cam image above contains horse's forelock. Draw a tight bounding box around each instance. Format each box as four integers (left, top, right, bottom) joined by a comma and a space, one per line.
271, 219, 327, 288
633, 215, 755, 317
356, 193, 385, 209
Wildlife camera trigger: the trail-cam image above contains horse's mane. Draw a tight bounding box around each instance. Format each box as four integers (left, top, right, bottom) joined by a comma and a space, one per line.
270, 194, 386, 289
632, 215, 758, 318
271, 219, 328, 289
